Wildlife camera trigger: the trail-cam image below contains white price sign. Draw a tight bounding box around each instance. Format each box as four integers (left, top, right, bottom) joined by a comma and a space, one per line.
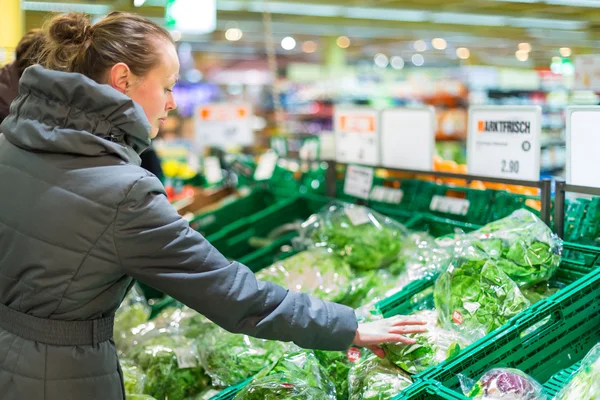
566, 106, 600, 187
380, 107, 435, 171
334, 108, 380, 166
430, 195, 470, 216
370, 186, 404, 204
203, 156, 223, 185
195, 103, 254, 150
467, 106, 541, 180
343, 165, 374, 200
254, 151, 279, 181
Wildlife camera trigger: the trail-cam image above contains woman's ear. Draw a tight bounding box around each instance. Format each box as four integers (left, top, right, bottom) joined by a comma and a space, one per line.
108, 62, 132, 94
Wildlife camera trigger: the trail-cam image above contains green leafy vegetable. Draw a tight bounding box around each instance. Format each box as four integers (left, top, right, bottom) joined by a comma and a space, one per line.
348, 353, 412, 400
128, 334, 211, 400
314, 350, 353, 400
197, 323, 293, 387
121, 359, 146, 395
127, 395, 157, 400
114, 288, 151, 352
555, 343, 600, 400
302, 202, 408, 270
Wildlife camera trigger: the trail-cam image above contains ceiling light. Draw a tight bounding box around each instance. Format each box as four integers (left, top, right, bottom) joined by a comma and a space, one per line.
516, 50, 529, 61
281, 36, 297, 50
391, 56, 405, 70
432, 38, 447, 50
560, 47, 572, 57
225, 28, 243, 41
134, 0, 146, 6
413, 40, 427, 52
302, 41, 318, 53
518, 42, 532, 52
456, 47, 470, 59
337, 36, 351, 49
374, 53, 389, 68
412, 54, 425, 66
552, 56, 561, 63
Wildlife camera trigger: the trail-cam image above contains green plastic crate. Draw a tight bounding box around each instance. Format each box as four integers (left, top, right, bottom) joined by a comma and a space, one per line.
487, 191, 540, 223
189, 187, 278, 237
393, 380, 465, 400
206, 193, 331, 261
416, 245, 600, 399
543, 361, 581, 397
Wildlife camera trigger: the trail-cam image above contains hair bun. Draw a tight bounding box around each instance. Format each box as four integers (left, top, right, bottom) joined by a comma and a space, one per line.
47, 13, 91, 46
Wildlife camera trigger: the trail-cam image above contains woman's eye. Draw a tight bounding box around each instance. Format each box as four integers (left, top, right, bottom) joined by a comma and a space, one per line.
165, 88, 173, 93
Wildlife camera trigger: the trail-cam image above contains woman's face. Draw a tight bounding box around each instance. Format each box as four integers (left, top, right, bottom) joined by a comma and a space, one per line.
127, 40, 180, 139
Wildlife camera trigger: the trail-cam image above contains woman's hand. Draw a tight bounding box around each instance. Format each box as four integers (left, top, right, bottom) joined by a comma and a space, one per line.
353, 315, 428, 358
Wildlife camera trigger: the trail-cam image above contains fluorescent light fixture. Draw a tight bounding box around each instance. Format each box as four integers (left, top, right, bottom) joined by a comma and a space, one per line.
22, 1, 112, 14
134, 0, 146, 6
546, 0, 600, 6
281, 36, 297, 50
344, 7, 427, 22
225, 28, 243, 41
511, 17, 586, 30
250, 2, 341, 17
432, 12, 507, 26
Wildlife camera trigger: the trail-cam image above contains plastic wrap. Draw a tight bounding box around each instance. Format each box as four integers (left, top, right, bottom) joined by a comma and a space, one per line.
459, 368, 547, 399
383, 310, 471, 375
554, 343, 600, 400
463, 209, 562, 288
301, 202, 409, 270
128, 331, 211, 400
348, 352, 413, 400
256, 249, 354, 304
114, 287, 151, 352
434, 245, 531, 341
197, 323, 294, 387
314, 350, 355, 400
121, 359, 147, 395
234, 351, 336, 400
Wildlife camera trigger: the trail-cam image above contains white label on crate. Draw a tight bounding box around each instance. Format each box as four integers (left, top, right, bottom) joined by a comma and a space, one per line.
254, 151, 278, 181
174, 347, 197, 369
380, 107, 435, 171
567, 106, 600, 187
203, 156, 223, 184
343, 165, 374, 200
467, 106, 541, 180
430, 195, 471, 216
370, 186, 404, 204
195, 103, 254, 149
334, 108, 380, 166
344, 206, 371, 226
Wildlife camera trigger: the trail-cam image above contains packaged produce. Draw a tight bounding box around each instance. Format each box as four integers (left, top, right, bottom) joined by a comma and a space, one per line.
301, 202, 409, 270
554, 343, 600, 400
314, 350, 355, 400
348, 352, 412, 400
463, 209, 562, 288
459, 368, 547, 399
121, 359, 147, 395
434, 245, 530, 341
114, 287, 151, 351
234, 351, 336, 400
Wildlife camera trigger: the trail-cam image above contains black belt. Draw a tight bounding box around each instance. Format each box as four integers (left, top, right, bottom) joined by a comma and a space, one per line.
0, 302, 114, 346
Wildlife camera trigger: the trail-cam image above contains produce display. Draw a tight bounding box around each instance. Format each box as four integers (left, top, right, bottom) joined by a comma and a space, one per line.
314, 350, 354, 400
301, 202, 409, 270
554, 343, 600, 400
121, 359, 147, 395
114, 288, 152, 351
459, 368, 547, 399
348, 353, 413, 400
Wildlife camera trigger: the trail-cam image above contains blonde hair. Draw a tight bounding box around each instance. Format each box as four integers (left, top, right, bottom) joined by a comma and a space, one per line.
39, 12, 174, 83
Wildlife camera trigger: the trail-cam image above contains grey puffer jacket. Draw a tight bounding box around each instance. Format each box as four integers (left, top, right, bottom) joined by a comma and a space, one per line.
0, 65, 357, 400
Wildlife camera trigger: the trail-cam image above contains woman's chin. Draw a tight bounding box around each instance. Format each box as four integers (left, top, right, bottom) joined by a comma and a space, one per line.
149, 126, 160, 139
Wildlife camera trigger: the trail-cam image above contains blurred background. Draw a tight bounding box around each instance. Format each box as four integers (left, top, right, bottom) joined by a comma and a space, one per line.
2, 0, 600, 178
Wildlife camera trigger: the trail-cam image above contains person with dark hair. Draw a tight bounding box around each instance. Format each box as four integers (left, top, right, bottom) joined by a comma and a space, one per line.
0, 29, 45, 122
0, 12, 426, 399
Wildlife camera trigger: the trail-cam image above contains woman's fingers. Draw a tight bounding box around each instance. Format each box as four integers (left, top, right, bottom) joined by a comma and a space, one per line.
367, 345, 386, 359
389, 335, 417, 345
389, 316, 428, 327
389, 326, 428, 335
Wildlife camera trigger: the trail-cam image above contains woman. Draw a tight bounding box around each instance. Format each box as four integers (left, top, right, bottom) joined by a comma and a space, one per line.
0, 12, 426, 399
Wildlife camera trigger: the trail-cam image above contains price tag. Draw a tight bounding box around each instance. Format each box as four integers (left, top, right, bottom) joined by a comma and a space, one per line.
370, 186, 404, 204
254, 151, 278, 181
174, 347, 198, 369
195, 103, 254, 149
334, 107, 380, 166
467, 106, 541, 180
566, 106, 600, 187
430, 195, 470, 216
203, 156, 223, 184
343, 165, 374, 200
344, 206, 371, 226
380, 107, 435, 170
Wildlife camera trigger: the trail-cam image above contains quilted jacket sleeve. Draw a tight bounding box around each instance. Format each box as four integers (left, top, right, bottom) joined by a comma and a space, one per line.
113, 174, 357, 351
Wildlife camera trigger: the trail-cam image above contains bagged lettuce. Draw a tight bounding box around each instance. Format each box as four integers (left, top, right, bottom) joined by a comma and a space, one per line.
459, 368, 547, 399
114, 287, 151, 352
554, 343, 600, 400
127, 395, 157, 400
256, 249, 354, 304
434, 245, 530, 341
314, 350, 356, 400
197, 323, 294, 387
463, 209, 562, 288
348, 352, 412, 400
301, 202, 409, 270
383, 310, 471, 375
234, 351, 336, 400
121, 359, 147, 395
151, 305, 214, 338
128, 332, 211, 400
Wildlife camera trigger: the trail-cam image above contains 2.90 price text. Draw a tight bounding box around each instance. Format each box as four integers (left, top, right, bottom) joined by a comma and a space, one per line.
501, 160, 520, 174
